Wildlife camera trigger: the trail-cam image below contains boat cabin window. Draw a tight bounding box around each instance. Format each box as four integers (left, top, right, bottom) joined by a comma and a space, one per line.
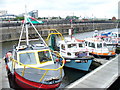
85, 42, 87, 46
118, 34, 120, 37
67, 52, 71, 56
79, 43, 83, 47
19, 52, 37, 64
38, 51, 52, 63
112, 33, 117, 37
61, 44, 65, 50
88, 42, 95, 48
68, 44, 77, 48
97, 43, 102, 48
103, 43, 107, 47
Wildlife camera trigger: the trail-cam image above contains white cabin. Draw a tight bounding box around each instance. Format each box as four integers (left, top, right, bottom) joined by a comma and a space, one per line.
58, 37, 88, 58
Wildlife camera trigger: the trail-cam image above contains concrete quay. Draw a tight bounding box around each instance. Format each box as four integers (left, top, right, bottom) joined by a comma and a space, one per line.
0, 59, 10, 89
1, 23, 117, 42
66, 55, 119, 89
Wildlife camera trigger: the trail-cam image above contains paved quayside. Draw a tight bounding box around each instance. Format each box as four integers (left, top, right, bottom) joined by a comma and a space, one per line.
66, 55, 119, 89
0, 58, 10, 89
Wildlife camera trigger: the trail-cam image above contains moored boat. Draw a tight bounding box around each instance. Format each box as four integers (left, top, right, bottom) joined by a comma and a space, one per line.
84, 37, 116, 59
4, 14, 65, 89
93, 31, 119, 51
46, 29, 94, 71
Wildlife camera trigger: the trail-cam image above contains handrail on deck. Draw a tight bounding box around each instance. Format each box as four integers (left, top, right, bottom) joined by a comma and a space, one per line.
10, 52, 65, 82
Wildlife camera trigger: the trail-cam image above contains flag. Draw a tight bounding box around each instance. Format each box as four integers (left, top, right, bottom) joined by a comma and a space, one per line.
70, 19, 72, 22
27, 17, 44, 24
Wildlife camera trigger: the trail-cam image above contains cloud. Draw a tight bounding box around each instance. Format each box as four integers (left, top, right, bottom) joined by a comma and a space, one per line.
0, 0, 119, 18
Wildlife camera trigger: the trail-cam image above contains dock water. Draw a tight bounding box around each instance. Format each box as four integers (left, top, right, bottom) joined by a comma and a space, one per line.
66, 55, 119, 89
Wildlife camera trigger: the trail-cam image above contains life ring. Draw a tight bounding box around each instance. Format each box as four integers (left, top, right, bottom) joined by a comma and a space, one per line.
16, 45, 27, 50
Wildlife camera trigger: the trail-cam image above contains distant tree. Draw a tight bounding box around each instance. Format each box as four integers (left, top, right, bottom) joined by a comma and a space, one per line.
112, 17, 117, 21
65, 16, 79, 20
38, 17, 42, 19
65, 16, 71, 20
52, 17, 58, 19
16, 17, 24, 20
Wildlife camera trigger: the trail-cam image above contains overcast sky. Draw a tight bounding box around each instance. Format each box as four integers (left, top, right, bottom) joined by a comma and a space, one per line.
0, 0, 119, 18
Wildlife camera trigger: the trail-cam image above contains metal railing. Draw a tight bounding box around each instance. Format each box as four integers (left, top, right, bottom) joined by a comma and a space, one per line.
10, 52, 65, 82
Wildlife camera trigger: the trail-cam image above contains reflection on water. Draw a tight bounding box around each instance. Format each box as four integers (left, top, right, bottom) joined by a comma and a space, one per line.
59, 67, 88, 88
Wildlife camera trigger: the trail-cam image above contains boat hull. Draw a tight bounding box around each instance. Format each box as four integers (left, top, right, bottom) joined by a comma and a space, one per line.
14, 71, 61, 89
90, 52, 116, 59
61, 58, 93, 71
6, 66, 61, 89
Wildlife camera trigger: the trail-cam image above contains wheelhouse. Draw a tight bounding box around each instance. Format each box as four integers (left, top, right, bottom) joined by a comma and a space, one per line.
17, 49, 54, 66
84, 38, 107, 48
59, 39, 86, 58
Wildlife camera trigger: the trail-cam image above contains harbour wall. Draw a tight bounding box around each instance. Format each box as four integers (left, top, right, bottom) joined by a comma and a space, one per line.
1, 23, 117, 42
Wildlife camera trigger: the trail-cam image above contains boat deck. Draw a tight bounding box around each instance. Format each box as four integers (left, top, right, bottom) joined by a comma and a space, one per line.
15, 63, 64, 84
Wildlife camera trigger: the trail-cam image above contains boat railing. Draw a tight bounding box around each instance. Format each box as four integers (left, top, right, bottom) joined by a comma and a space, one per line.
45, 29, 64, 41
46, 33, 64, 41
10, 52, 65, 82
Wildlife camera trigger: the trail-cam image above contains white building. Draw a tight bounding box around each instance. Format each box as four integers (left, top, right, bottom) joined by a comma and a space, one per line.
0, 14, 17, 20
28, 10, 38, 18
0, 10, 7, 16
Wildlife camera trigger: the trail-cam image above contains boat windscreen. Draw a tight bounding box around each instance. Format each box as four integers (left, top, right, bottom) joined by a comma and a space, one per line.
19, 53, 37, 64
38, 51, 52, 63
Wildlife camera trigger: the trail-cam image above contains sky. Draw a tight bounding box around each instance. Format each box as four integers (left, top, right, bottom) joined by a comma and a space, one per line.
0, 0, 119, 19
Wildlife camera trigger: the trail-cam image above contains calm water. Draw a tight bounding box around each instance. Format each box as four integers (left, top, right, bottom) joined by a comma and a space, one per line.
1, 28, 118, 88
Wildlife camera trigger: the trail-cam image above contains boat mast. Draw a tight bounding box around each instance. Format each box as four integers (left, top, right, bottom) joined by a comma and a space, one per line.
24, 5, 29, 46
17, 5, 29, 51
25, 15, 29, 46
17, 5, 48, 50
